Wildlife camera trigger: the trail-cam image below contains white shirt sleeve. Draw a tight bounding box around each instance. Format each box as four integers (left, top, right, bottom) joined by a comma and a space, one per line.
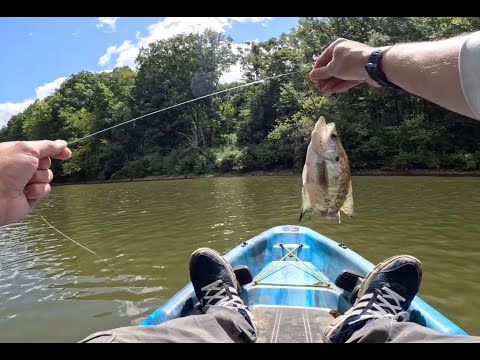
459, 31, 480, 120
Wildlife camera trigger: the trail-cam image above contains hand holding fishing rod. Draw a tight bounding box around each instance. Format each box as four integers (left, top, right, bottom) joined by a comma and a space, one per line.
0, 140, 71, 226
0, 73, 296, 226
308, 38, 381, 94
309, 36, 478, 119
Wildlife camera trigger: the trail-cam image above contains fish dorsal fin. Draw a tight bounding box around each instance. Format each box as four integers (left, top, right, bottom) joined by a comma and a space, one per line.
340, 180, 354, 218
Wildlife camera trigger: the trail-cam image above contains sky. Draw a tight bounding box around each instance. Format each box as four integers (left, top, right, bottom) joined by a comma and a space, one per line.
0, 17, 300, 128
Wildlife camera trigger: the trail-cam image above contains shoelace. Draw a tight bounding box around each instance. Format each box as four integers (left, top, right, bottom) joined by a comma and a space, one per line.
348, 286, 410, 325
200, 279, 244, 308
200, 279, 258, 333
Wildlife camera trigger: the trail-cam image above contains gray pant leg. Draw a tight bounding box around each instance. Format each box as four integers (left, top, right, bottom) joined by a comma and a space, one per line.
80, 305, 256, 343
347, 318, 480, 343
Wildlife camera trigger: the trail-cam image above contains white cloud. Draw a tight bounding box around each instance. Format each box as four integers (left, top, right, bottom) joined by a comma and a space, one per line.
72, 30, 80, 37
35, 77, 67, 100
0, 18, 272, 129
96, 17, 120, 32
98, 40, 137, 68
0, 100, 34, 128
98, 17, 273, 69
219, 42, 252, 84
28, 32, 33, 36
229, 17, 272, 24
0, 77, 67, 128
112, 41, 138, 68
219, 63, 243, 84
98, 45, 116, 66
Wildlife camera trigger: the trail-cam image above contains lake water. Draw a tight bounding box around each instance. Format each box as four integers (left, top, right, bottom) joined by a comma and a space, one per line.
1, 176, 480, 342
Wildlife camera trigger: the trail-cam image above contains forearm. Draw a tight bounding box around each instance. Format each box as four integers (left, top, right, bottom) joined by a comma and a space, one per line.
382, 35, 477, 119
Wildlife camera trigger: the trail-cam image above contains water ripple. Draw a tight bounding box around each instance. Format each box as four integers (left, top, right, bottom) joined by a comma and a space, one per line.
1, 176, 480, 341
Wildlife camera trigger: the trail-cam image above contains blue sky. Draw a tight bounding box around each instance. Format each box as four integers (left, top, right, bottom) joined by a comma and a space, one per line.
0, 17, 299, 127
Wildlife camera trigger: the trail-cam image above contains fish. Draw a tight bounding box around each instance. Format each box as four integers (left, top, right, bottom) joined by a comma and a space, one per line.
299, 115, 353, 223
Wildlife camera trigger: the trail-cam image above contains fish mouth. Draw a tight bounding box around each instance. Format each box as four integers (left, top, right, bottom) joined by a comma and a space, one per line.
314, 118, 335, 132
316, 116, 326, 128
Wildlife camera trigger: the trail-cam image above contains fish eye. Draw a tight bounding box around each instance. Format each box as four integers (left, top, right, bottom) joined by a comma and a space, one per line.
330, 133, 337, 140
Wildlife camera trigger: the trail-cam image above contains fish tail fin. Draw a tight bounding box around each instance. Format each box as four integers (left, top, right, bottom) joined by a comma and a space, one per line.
298, 208, 307, 222
340, 180, 354, 219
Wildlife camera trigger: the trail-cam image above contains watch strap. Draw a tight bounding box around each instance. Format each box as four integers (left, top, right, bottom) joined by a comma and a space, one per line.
365, 48, 401, 90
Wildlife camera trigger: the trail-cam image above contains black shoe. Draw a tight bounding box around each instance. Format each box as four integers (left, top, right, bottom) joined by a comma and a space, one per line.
323, 255, 422, 343
189, 248, 257, 331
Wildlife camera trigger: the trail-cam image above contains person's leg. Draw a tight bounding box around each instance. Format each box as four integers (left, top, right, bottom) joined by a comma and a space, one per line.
80, 248, 257, 343
323, 255, 480, 343
80, 306, 255, 343
347, 318, 480, 343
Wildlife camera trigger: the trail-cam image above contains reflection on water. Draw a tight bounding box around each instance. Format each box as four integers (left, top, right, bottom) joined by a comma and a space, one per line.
1, 176, 480, 341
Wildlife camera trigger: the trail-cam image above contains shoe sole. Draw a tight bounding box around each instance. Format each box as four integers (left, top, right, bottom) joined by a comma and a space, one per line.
323, 255, 422, 343
191, 247, 238, 290
356, 255, 422, 303
322, 305, 358, 343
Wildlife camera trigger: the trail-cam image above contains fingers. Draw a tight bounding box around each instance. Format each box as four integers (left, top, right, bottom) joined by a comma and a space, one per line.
310, 63, 335, 82
314, 77, 364, 94
309, 39, 346, 86
38, 157, 51, 170
28, 169, 53, 184
315, 78, 364, 95
24, 183, 51, 200
310, 38, 370, 94
317, 78, 339, 93
28, 198, 40, 208
21, 140, 72, 160
54, 146, 72, 160
25, 167, 54, 204
328, 80, 363, 93
313, 38, 347, 69
315, 80, 327, 93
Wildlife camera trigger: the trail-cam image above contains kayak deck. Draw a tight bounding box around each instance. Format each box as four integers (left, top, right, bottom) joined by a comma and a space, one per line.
253, 306, 334, 343
250, 250, 334, 343
254, 260, 328, 287
141, 226, 468, 337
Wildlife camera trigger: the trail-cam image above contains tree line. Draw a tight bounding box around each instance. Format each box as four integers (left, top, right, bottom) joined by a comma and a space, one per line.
2, 17, 480, 182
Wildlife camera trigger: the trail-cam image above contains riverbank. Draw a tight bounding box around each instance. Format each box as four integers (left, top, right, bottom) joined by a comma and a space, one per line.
353, 169, 480, 176
53, 168, 480, 186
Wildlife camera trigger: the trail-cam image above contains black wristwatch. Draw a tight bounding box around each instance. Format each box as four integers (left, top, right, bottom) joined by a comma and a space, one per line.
365, 47, 402, 90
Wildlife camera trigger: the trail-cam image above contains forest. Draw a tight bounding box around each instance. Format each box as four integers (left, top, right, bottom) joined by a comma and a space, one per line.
2, 17, 480, 182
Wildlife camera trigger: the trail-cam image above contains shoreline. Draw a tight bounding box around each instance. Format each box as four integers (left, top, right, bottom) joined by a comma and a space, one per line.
52, 168, 480, 186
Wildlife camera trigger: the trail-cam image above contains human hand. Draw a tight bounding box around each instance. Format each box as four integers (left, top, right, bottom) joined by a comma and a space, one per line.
0, 140, 72, 226
309, 38, 380, 94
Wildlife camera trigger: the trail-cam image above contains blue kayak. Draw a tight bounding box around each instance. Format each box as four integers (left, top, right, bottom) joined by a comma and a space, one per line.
141, 225, 467, 342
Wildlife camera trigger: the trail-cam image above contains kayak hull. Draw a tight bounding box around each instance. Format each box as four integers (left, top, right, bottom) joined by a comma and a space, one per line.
141, 225, 467, 337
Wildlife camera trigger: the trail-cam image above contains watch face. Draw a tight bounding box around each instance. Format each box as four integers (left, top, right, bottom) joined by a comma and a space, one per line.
365, 50, 400, 89
365, 63, 382, 85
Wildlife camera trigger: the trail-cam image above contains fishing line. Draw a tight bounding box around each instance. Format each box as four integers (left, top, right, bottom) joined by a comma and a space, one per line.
68, 70, 303, 145
40, 215, 147, 300
40, 70, 304, 296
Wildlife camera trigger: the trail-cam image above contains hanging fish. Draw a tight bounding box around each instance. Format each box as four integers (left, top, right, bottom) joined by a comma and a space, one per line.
299, 116, 353, 223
